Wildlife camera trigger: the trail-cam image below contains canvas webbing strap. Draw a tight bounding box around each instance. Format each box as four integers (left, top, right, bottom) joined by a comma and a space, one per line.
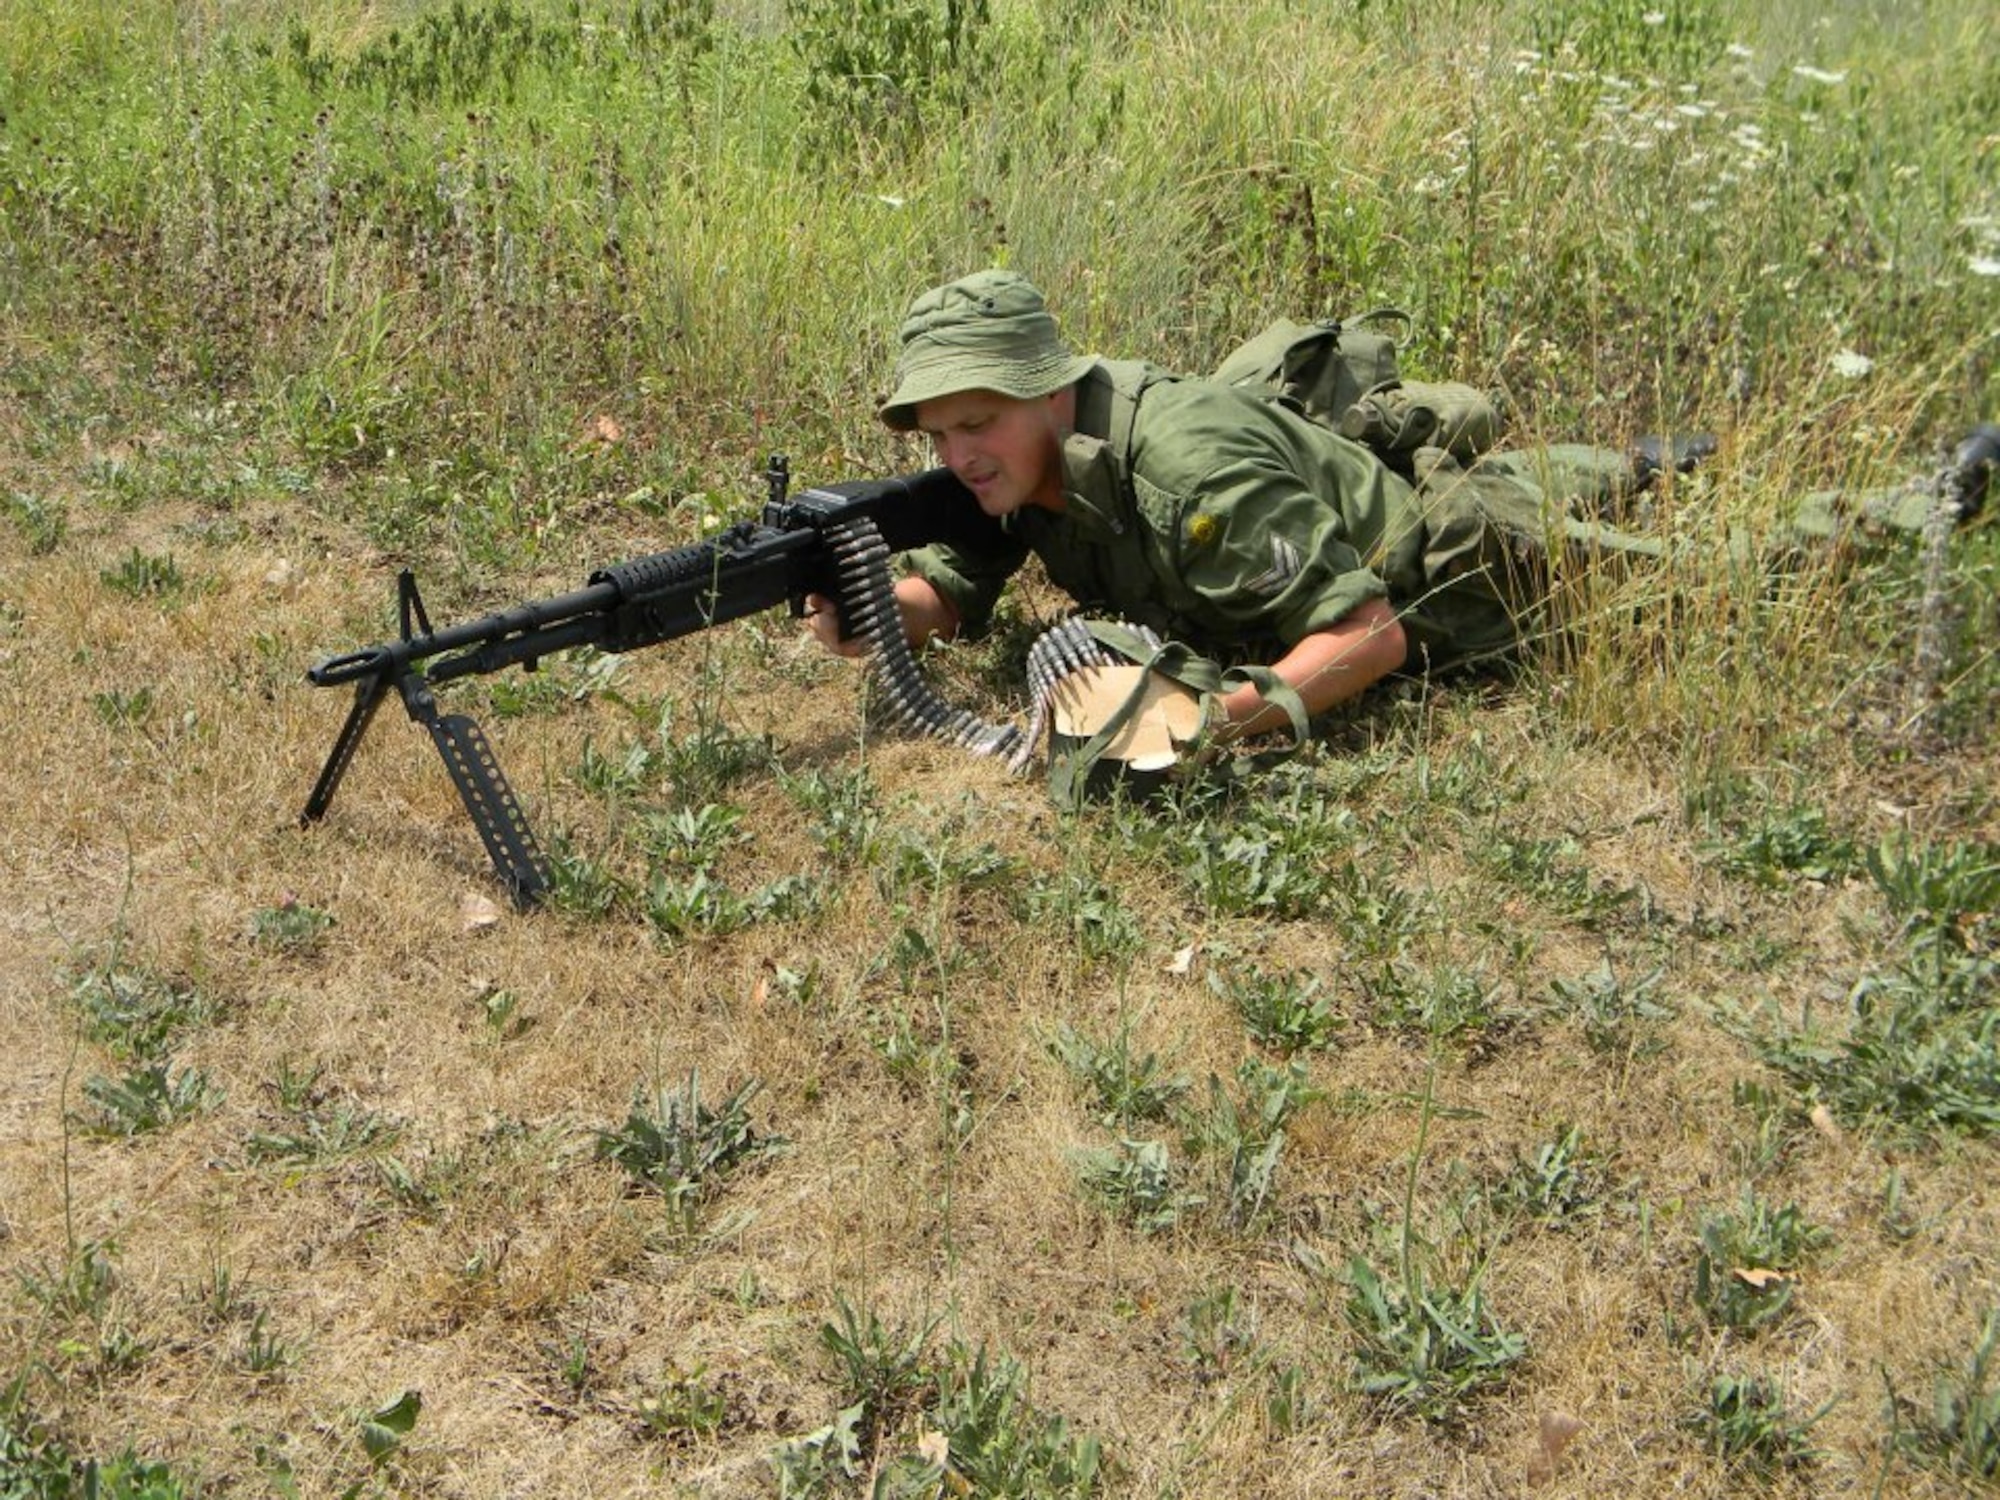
1045, 620, 1312, 807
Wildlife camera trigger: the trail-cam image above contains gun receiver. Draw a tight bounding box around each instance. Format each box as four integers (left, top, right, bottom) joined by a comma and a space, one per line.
300, 458, 1013, 907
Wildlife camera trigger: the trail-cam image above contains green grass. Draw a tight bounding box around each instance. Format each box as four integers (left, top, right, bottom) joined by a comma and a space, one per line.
3, 0, 1998, 1493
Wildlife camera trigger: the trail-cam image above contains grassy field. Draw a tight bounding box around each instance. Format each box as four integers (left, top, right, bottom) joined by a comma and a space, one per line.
3, 0, 1998, 1494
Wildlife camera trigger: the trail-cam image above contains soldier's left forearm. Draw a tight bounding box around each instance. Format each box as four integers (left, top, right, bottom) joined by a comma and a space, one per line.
1216, 598, 1407, 733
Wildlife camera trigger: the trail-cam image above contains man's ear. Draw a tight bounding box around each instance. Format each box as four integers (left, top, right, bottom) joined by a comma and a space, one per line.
1048, 383, 1078, 432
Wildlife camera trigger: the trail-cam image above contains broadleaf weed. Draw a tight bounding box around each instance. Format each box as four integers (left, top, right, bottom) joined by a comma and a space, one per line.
931, 1341, 1103, 1497
4, 490, 67, 553
69, 963, 211, 1062
818, 1297, 937, 1465
1690, 1371, 1828, 1478
1210, 964, 1346, 1054
1893, 1309, 2000, 1482
249, 897, 334, 954
246, 1104, 401, 1167
1488, 1124, 1606, 1231
1046, 1021, 1190, 1127
595, 1071, 785, 1225
1550, 957, 1673, 1056
636, 1361, 731, 1443
1692, 1190, 1831, 1333
77, 1064, 220, 1137
98, 548, 185, 600
1865, 834, 2000, 954
1343, 1253, 1526, 1424
1075, 1138, 1202, 1235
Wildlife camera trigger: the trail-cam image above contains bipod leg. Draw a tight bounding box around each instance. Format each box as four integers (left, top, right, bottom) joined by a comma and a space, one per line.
400, 679, 551, 908
302, 675, 391, 826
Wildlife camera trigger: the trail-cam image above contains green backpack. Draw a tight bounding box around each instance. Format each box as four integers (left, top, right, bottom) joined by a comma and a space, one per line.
1210, 312, 1503, 465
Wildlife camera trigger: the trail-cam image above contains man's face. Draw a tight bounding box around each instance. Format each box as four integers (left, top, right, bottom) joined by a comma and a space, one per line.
914, 388, 1068, 517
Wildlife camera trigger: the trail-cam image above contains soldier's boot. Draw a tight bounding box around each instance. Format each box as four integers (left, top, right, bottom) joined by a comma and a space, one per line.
1629, 432, 1718, 488
1948, 423, 2000, 518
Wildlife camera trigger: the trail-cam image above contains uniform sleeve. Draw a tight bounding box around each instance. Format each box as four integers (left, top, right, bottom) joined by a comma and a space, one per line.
899, 533, 1032, 636
1154, 457, 1390, 647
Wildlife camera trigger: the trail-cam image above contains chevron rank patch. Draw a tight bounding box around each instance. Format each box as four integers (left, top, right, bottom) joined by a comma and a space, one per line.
1245, 536, 1302, 597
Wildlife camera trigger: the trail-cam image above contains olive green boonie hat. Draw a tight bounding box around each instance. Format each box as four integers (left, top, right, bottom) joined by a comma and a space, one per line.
878, 270, 1096, 431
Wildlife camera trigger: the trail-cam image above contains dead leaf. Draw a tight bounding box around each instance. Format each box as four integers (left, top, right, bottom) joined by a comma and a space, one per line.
1540, 1410, 1583, 1456
1731, 1266, 1789, 1290
460, 892, 504, 932
1528, 1409, 1583, 1485
916, 1430, 949, 1468
1809, 1102, 1842, 1141
750, 972, 770, 1011
1165, 944, 1197, 976
590, 413, 622, 443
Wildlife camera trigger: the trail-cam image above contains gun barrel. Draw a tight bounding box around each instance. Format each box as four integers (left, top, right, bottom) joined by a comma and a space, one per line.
306, 575, 631, 689
307, 646, 400, 687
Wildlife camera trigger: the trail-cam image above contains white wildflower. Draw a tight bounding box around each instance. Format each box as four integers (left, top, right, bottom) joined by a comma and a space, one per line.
1642, 10, 1665, 23
1970, 258, 2000, 278
1792, 65, 1847, 85
874, 195, 906, 208
1829, 349, 1874, 378
1726, 43, 1754, 60
1676, 103, 1709, 118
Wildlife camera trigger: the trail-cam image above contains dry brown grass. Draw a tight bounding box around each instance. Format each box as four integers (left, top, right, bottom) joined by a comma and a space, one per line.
4, 345, 1999, 1499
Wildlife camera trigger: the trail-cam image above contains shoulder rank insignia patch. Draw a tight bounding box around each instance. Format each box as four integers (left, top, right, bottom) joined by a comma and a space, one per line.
1245, 536, 1302, 597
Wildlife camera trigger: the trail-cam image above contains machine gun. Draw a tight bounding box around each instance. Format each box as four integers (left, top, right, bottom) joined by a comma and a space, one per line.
300, 457, 1023, 907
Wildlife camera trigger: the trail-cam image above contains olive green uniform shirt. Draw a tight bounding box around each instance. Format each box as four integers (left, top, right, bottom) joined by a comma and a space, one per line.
904, 363, 1418, 651
902, 361, 1647, 669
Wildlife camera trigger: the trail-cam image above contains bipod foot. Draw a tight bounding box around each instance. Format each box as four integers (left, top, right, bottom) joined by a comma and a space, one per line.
411, 691, 551, 908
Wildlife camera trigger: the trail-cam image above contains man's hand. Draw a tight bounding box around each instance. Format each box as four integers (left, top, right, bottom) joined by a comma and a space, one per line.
801, 578, 963, 659
802, 593, 866, 658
